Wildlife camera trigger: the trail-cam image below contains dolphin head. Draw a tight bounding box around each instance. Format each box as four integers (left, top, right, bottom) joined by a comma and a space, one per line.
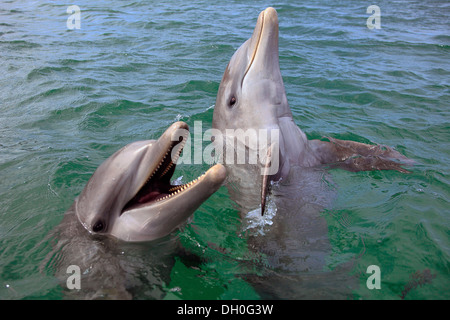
75, 121, 226, 242
213, 7, 291, 135
212, 7, 299, 181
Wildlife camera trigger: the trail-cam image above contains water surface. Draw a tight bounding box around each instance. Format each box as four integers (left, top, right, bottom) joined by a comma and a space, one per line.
0, 0, 448, 299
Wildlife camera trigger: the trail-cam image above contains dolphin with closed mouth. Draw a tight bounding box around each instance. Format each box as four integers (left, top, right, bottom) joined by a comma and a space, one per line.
44, 121, 226, 299
212, 7, 412, 216
210, 7, 413, 299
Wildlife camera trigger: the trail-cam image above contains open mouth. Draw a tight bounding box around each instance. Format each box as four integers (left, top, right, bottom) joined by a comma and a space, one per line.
121, 130, 204, 213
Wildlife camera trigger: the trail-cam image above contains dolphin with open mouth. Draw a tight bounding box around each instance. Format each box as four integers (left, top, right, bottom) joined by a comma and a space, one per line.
69, 121, 226, 242
44, 121, 226, 299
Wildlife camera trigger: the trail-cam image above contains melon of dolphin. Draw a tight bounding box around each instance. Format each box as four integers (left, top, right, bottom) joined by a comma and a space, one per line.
212, 7, 412, 215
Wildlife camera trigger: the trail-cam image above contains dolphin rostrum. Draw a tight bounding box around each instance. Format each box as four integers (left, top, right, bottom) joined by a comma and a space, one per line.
44, 122, 226, 299
212, 7, 412, 215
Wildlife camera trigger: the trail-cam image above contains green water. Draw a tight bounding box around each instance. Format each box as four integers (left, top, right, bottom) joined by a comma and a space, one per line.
0, 0, 449, 299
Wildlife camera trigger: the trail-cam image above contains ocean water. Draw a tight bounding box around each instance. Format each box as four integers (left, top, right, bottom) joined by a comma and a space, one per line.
0, 0, 448, 300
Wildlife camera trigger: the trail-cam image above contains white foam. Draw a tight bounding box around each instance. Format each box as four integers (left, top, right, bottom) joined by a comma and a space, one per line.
171, 175, 184, 185
243, 197, 277, 236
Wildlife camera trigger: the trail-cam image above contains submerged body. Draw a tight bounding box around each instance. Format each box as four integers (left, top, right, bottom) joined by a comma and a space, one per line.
45, 208, 179, 299
44, 122, 226, 298
212, 8, 412, 298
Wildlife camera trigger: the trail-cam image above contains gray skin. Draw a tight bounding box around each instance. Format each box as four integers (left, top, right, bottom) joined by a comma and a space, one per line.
74, 121, 226, 242
212, 7, 412, 298
45, 121, 226, 298
212, 7, 412, 215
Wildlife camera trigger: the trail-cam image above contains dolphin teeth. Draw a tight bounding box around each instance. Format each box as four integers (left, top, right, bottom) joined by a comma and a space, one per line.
154, 170, 209, 203
160, 161, 174, 177
158, 131, 190, 179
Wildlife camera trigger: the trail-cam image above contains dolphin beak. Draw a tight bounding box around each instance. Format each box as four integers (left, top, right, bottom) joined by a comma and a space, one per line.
112, 163, 227, 242
243, 7, 279, 82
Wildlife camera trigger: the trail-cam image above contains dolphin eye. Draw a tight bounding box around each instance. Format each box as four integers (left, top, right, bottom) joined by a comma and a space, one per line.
229, 96, 237, 107
92, 220, 105, 233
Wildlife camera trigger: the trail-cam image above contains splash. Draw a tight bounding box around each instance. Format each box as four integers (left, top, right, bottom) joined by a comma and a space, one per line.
243, 197, 277, 236
171, 175, 184, 186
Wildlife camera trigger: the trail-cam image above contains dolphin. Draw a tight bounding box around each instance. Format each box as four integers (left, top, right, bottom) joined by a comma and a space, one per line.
212, 7, 412, 216
71, 121, 226, 242
211, 7, 412, 298
44, 121, 226, 298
